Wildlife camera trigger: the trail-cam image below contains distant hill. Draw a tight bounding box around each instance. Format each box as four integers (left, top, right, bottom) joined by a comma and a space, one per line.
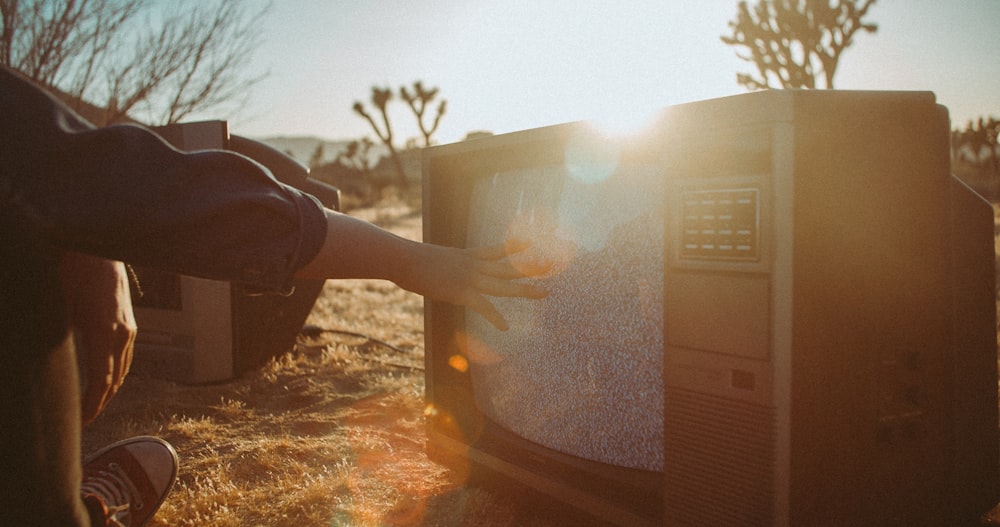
252, 135, 390, 167
253, 130, 495, 168
251, 136, 350, 165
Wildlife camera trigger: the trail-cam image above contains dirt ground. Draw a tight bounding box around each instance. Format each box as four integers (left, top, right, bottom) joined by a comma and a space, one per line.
81, 198, 603, 527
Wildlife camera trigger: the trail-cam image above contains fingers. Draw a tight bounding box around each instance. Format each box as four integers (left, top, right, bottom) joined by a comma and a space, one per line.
470, 238, 532, 261
415, 240, 550, 331
468, 246, 549, 297
80, 350, 114, 425
474, 258, 551, 282
471, 241, 552, 280
466, 294, 510, 331
475, 273, 547, 299
462, 240, 550, 330
79, 324, 135, 426
57, 254, 137, 425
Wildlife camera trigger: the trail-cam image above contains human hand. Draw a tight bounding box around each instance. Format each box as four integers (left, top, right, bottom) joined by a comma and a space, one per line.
394, 239, 549, 331
58, 252, 137, 426
294, 211, 549, 330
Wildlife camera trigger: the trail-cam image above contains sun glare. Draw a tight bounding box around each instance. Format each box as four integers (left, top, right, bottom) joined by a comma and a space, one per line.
589, 104, 662, 140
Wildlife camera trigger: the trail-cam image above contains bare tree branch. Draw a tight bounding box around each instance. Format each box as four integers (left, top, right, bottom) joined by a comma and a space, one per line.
354, 86, 409, 188
400, 80, 446, 147
0, 0, 268, 126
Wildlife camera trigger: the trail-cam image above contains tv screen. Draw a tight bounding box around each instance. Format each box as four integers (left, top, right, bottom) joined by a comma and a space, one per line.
463, 153, 665, 473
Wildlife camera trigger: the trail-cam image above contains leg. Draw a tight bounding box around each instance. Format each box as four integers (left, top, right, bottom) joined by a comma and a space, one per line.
0, 213, 91, 526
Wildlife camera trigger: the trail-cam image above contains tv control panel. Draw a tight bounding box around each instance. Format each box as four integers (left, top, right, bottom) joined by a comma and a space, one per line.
678, 188, 760, 261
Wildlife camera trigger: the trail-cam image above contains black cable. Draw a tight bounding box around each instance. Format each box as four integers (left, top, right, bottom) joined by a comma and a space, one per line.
298, 324, 423, 371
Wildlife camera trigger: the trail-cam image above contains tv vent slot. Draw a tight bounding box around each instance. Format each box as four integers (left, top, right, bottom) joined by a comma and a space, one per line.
664, 388, 775, 526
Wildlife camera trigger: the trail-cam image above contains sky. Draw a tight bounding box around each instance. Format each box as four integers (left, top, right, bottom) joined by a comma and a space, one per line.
209, 0, 1000, 145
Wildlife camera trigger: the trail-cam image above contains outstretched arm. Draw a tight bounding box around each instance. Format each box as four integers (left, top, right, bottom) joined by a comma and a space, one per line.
295, 209, 548, 330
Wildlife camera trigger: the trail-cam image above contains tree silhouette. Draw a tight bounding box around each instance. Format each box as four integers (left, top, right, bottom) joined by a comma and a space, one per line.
400, 81, 447, 147
353, 86, 408, 188
308, 143, 326, 171
721, 0, 878, 90
952, 117, 1000, 198
0, 0, 267, 126
353, 82, 447, 188
336, 137, 376, 174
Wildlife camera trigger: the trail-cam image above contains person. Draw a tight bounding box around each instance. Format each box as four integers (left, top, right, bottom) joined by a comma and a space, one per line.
0, 64, 547, 526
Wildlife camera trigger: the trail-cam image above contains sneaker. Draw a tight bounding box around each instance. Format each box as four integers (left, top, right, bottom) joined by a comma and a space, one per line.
81, 436, 179, 527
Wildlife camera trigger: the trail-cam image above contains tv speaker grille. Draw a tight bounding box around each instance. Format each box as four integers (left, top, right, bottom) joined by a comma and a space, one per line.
664, 388, 775, 526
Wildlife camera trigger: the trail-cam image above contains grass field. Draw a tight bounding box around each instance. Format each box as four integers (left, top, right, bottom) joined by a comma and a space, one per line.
81, 193, 604, 527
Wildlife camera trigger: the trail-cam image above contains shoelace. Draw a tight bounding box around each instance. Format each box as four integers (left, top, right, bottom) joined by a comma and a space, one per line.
81, 461, 144, 526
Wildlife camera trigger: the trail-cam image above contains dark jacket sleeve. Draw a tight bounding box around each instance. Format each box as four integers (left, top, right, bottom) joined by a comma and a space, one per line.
0, 65, 327, 293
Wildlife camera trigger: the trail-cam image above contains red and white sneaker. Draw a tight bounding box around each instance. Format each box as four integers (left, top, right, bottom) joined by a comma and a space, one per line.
81, 436, 179, 527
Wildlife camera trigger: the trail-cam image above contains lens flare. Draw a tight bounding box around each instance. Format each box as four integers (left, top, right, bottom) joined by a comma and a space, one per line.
447, 354, 469, 373
564, 129, 620, 185
503, 205, 577, 278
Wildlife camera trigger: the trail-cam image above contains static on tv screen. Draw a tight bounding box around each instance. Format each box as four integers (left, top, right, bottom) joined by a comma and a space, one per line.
462, 138, 666, 472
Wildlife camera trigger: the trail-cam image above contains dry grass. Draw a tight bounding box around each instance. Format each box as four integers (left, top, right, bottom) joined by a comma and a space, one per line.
80, 195, 1000, 526
81, 193, 596, 527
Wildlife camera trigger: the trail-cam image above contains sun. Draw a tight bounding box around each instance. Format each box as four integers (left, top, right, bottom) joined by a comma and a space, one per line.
589, 102, 662, 140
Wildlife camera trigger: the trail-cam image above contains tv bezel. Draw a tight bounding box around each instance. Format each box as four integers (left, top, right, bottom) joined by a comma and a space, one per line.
422, 123, 666, 526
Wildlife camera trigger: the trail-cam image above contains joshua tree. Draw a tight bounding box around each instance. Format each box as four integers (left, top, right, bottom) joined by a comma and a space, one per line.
353, 82, 447, 188
353, 86, 408, 188
400, 81, 446, 147
336, 137, 376, 174
721, 0, 878, 90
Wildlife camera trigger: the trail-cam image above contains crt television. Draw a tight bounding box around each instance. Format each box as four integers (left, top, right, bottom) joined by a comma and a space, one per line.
421, 90, 999, 526
130, 121, 340, 383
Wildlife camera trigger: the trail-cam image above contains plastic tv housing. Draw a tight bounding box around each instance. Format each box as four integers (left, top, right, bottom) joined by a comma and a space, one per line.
129, 121, 340, 383
421, 90, 999, 526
